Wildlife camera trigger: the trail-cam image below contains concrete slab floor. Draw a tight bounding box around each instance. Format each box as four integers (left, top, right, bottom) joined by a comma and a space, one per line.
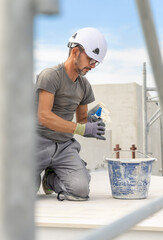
35, 169, 163, 239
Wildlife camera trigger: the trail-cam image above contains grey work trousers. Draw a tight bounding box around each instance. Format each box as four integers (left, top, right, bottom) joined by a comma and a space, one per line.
36, 134, 91, 198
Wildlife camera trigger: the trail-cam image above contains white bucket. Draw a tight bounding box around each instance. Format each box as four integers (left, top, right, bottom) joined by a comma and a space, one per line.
105, 152, 156, 199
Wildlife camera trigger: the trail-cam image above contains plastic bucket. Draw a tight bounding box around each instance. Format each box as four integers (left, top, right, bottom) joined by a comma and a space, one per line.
105, 153, 156, 199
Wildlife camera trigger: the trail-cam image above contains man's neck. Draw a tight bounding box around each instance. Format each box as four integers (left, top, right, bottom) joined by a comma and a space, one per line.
64, 59, 78, 82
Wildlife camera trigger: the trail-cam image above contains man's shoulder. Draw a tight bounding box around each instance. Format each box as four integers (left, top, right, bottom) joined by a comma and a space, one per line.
40, 63, 64, 76
36, 63, 64, 91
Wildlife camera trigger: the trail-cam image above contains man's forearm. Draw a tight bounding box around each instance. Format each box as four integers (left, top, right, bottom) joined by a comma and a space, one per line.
76, 116, 88, 124
38, 110, 76, 134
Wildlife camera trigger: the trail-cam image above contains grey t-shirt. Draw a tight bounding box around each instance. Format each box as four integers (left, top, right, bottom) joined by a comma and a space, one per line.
35, 63, 95, 142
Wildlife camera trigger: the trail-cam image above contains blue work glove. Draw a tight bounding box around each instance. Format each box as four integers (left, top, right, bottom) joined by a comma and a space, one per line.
74, 121, 106, 140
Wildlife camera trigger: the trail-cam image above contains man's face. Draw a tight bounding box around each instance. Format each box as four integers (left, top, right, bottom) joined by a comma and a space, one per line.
74, 47, 98, 76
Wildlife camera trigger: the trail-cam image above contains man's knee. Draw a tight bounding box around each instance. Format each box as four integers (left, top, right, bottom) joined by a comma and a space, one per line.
69, 175, 90, 198
57, 179, 90, 201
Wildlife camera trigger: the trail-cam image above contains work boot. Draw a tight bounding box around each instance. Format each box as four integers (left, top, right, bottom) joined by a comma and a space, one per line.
42, 168, 54, 195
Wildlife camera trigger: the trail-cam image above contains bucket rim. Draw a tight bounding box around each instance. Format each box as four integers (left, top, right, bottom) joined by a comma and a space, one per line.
105, 157, 156, 163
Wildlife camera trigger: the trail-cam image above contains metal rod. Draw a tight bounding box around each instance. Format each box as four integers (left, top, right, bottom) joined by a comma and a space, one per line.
142, 62, 148, 155
147, 111, 162, 128
130, 144, 137, 158
146, 100, 159, 103
147, 96, 159, 100
146, 87, 157, 91
79, 196, 163, 240
135, 0, 163, 111
160, 116, 163, 176
147, 108, 161, 126
113, 144, 121, 158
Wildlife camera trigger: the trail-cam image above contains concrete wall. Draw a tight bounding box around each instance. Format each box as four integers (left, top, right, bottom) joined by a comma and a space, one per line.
91, 83, 142, 152
75, 130, 112, 170
76, 83, 162, 175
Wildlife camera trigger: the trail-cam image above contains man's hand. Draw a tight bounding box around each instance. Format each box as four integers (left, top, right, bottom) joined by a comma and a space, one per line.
74, 121, 106, 140
84, 121, 106, 140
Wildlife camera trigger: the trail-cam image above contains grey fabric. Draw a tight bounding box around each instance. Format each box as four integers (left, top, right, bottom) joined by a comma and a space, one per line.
84, 121, 106, 140
36, 134, 91, 198
35, 63, 95, 142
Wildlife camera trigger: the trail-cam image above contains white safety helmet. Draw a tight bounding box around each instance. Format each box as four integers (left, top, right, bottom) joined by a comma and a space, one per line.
68, 27, 107, 63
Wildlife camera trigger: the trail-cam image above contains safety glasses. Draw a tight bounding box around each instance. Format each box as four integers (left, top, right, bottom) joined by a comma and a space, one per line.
78, 46, 100, 67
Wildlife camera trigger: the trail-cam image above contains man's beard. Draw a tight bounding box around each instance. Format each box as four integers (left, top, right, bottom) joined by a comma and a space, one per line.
75, 54, 91, 76
77, 67, 91, 76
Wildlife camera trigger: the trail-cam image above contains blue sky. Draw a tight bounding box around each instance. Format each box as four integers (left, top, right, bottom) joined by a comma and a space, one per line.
33, 0, 163, 87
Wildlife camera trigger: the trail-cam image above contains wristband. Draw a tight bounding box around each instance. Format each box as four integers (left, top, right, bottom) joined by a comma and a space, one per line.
74, 123, 85, 136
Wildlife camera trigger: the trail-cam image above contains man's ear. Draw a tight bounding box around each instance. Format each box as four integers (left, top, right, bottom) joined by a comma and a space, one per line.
71, 47, 79, 57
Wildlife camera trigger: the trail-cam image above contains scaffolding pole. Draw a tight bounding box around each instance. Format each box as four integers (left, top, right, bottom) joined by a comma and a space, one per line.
142, 62, 148, 155
137, 0, 163, 172
160, 116, 163, 175
0, 1, 59, 240
136, 0, 163, 110
142, 62, 163, 173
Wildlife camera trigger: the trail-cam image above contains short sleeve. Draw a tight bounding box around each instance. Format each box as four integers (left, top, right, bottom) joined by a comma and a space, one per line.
36, 68, 60, 94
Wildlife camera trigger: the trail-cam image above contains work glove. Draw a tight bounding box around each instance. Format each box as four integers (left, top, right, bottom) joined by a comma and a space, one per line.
74, 121, 106, 140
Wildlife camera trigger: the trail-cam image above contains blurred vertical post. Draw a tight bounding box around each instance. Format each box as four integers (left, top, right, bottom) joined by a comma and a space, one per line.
135, 0, 163, 110
142, 62, 148, 155
0, 0, 59, 240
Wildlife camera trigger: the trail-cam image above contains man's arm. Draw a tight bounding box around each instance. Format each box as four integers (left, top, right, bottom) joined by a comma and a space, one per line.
38, 90, 106, 140
76, 104, 88, 124
37, 89, 76, 133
